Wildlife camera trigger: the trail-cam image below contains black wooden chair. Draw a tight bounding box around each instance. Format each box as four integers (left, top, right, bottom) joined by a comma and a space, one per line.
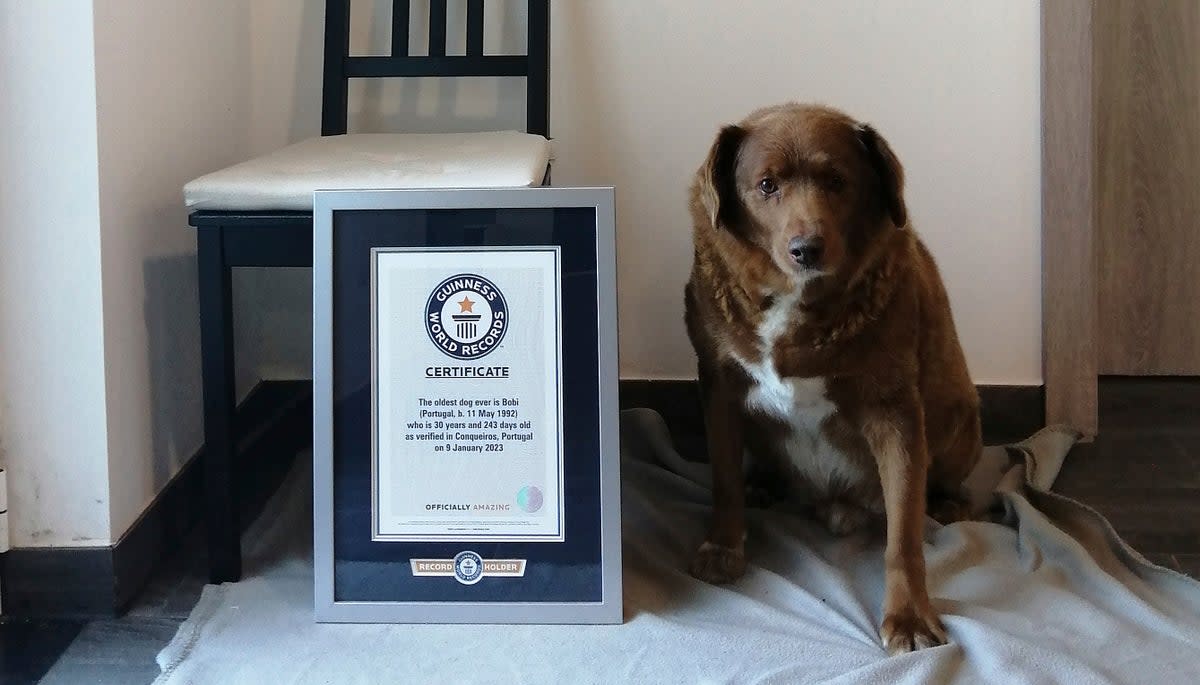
184, 0, 551, 583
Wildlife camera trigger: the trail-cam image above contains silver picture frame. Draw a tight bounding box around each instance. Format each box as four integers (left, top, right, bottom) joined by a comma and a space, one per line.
312, 187, 621, 624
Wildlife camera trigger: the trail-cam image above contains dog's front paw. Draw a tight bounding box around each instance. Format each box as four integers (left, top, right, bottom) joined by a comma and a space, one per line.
688, 541, 746, 584
881, 603, 948, 655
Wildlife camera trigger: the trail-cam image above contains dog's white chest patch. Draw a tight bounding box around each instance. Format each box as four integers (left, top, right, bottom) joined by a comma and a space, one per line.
733, 291, 863, 492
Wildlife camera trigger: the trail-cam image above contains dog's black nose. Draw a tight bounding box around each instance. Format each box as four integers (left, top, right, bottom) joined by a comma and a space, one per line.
788, 236, 824, 268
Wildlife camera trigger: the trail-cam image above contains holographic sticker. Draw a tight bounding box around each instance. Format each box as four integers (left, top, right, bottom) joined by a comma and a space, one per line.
516, 485, 544, 513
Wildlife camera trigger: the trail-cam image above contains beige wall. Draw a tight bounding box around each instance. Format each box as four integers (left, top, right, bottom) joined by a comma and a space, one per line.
244, 0, 1043, 387
0, 0, 1041, 547
552, 1, 1042, 385
93, 0, 253, 541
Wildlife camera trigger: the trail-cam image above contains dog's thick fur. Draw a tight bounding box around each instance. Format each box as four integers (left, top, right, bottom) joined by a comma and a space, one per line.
683, 103, 982, 654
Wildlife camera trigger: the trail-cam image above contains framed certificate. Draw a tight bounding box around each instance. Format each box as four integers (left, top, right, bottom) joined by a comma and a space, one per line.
313, 187, 621, 623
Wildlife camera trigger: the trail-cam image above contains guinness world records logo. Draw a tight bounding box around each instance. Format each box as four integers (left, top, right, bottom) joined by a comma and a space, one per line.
424, 273, 509, 360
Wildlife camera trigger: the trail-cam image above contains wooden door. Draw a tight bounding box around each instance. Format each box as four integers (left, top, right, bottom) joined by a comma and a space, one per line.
1094, 0, 1200, 375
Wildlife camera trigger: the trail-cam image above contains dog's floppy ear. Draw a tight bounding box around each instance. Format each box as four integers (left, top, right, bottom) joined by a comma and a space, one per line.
856, 123, 907, 228
697, 124, 747, 229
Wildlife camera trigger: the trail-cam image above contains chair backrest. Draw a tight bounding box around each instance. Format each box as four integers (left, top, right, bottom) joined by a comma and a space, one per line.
322, 0, 550, 138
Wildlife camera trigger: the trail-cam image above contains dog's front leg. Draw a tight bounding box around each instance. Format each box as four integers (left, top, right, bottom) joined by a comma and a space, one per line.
689, 374, 747, 584
863, 400, 948, 654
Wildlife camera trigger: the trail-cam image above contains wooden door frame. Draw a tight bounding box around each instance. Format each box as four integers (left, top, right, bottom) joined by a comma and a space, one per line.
1042, 0, 1098, 437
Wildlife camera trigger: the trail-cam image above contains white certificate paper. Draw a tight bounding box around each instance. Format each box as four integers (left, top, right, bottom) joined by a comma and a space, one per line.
372, 247, 564, 542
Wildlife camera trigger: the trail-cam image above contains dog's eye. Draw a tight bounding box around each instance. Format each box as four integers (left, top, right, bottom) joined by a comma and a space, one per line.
826, 174, 846, 193
758, 178, 778, 196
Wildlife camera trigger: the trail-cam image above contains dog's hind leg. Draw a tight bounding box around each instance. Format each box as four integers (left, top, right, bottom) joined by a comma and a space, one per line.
815, 498, 872, 536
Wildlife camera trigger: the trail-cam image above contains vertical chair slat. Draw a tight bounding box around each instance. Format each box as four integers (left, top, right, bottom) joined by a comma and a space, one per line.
321, 0, 352, 135
429, 0, 448, 57
391, 0, 411, 56
466, 0, 485, 56
526, 0, 550, 137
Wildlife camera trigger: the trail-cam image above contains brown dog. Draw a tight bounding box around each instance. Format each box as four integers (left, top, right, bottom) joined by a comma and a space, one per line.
683, 103, 982, 654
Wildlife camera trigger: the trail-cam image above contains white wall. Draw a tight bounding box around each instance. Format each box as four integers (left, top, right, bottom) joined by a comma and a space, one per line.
92, 0, 253, 540
245, 0, 1043, 386
0, 2, 112, 547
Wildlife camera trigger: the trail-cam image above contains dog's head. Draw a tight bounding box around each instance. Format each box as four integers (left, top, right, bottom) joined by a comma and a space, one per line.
695, 104, 906, 283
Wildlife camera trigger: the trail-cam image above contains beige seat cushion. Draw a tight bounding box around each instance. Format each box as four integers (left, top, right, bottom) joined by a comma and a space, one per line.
183, 131, 551, 211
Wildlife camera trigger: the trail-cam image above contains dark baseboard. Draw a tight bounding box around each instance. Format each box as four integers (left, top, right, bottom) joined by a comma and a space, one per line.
976, 384, 1047, 444
0, 548, 115, 618
618, 379, 1046, 447
1, 380, 311, 619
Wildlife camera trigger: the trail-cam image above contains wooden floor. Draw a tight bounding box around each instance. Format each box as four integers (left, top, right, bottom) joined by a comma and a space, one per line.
1053, 377, 1200, 577
3, 378, 1199, 684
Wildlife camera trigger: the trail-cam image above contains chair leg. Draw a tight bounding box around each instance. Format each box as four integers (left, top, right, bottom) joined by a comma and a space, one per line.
198, 227, 241, 583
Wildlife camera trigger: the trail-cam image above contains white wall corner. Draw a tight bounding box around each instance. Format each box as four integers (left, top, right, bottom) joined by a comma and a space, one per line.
0, 0, 112, 548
